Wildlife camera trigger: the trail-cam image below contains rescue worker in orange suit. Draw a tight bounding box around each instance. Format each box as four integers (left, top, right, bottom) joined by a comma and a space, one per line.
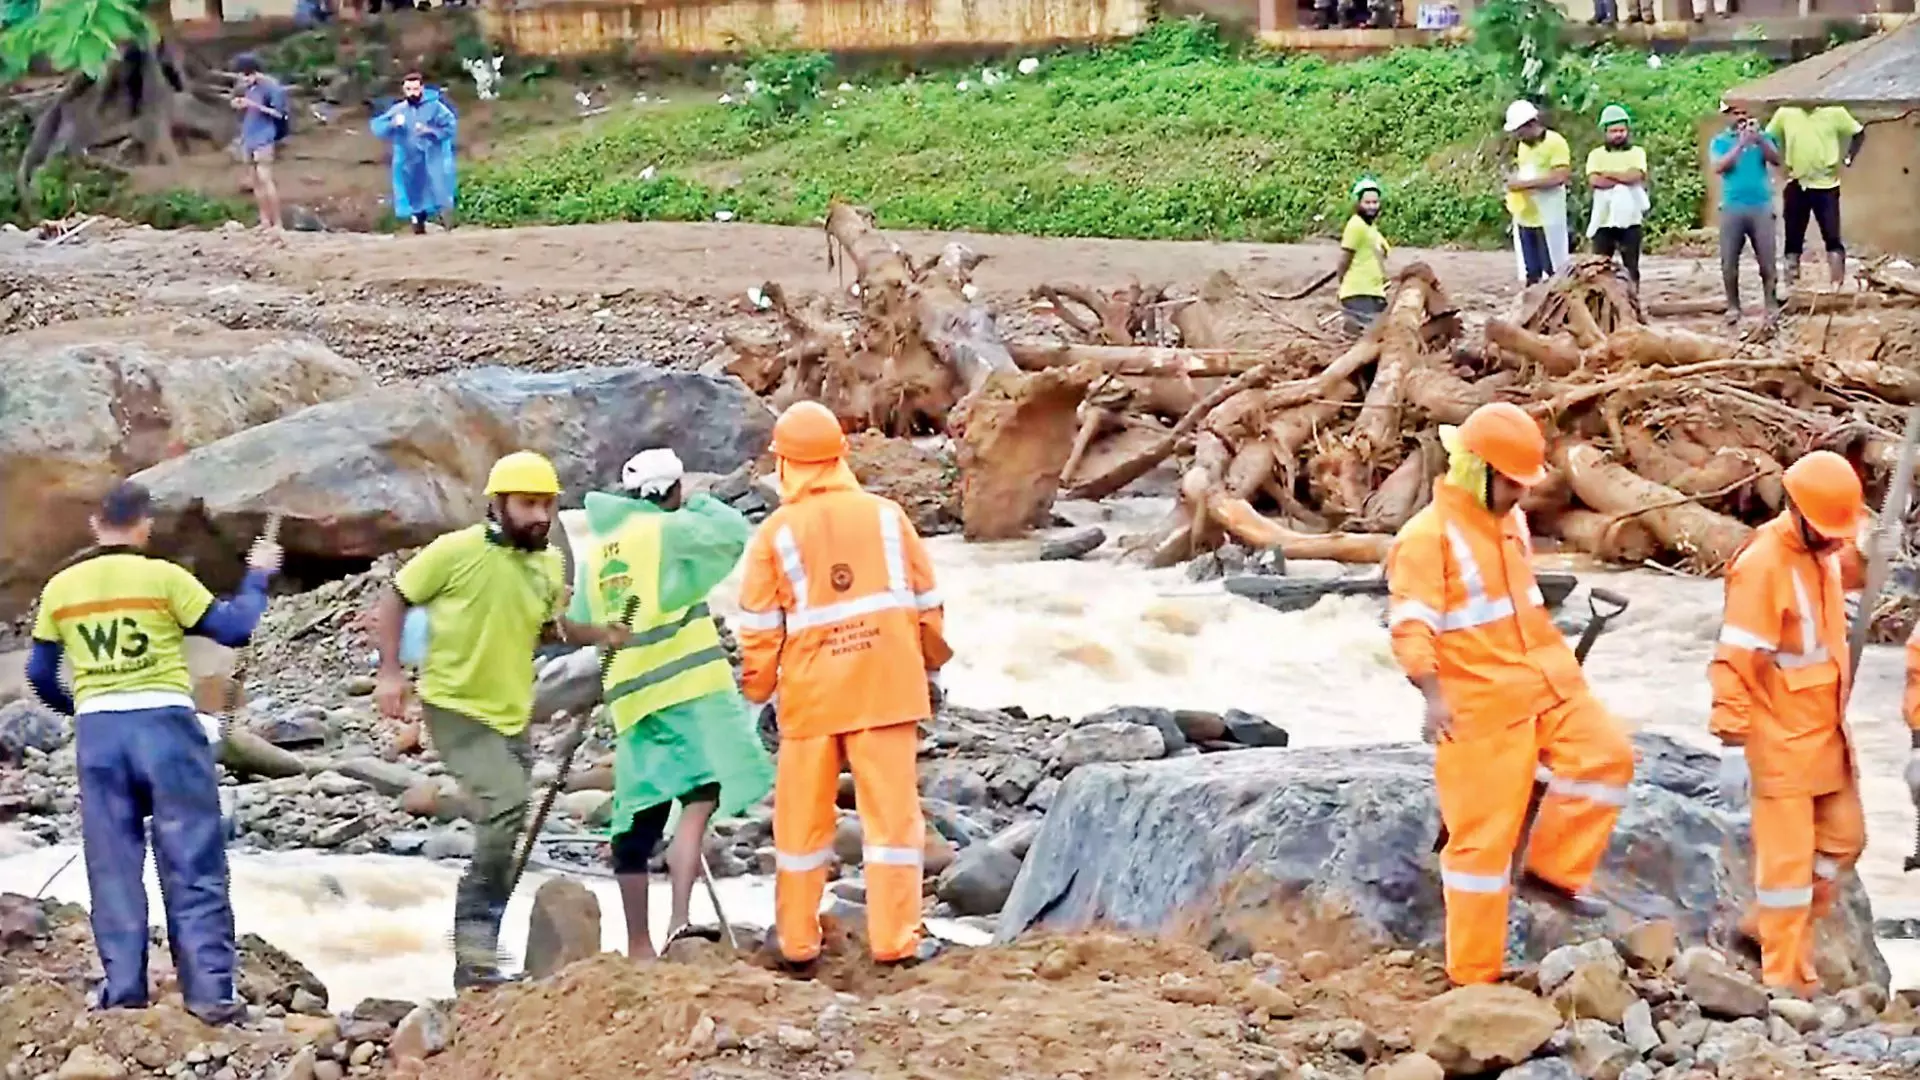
737, 401, 954, 968
1386, 402, 1637, 986
1710, 449, 1869, 993
1904, 618, 1920, 846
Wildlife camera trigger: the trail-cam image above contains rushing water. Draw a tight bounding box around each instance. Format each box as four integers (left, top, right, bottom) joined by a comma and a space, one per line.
3, 498, 1917, 1001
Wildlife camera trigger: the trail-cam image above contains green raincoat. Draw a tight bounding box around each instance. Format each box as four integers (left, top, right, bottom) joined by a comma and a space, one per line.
567, 490, 774, 837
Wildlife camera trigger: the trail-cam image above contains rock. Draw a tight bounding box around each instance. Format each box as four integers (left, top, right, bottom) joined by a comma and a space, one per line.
1244, 978, 1298, 1019
1299, 950, 1338, 980
1623, 999, 1660, 1055
987, 757, 1044, 805
349, 1042, 378, 1067
1552, 961, 1637, 1025
313, 817, 370, 848
1768, 998, 1820, 1035
390, 1004, 450, 1062
776, 1025, 818, 1053
1566, 1018, 1637, 1080
0, 892, 52, 944
56, 1045, 126, 1080
1540, 940, 1624, 994
1621, 919, 1678, 972
1826, 1029, 1890, 1061
0, 700, 67, 761
135, 366, 773, 593
1039, 526, 1106, 561
421, 827, 476, 860
1494, 1062, 1578, 1080
555, 789, 613, 826
1079, 706, 1187, 755
1676, 950, 1768, 1020
1173, 710, 1228, 744
1025, 777, 1061, 811
352, 998, 417, 1026
1222, 709, 1289, 748
524, 878, 601, 979
531, 648, 602, 728
236, 933, 328, 1009
276, 1047, 317, 1080
306, 770, 369, 797
253, 710, 333, 750
995, 734, 1888, 990
919, 762, 990, 807
329, 757, 423, 797
1047, 721, 1166, 770
1381, 1053, 1444, 1080
922, 823, 958, 877
934, 843, 1023, 917
833, 816, 864, 865
1410, 984, 1560, 1075
217, 729, 307, 780
0, 826, 46, 858
0, 319, 367, 618
1836, 983, 1889, 1025
987, 819, 1041, 860
282, 1015, 339, 1045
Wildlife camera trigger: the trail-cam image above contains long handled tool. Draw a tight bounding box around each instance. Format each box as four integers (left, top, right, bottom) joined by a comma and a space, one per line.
508, 596, 638, 893
1432, 586, 1632, 864
699, 854, 736, 947
1848, 407, 1920, 872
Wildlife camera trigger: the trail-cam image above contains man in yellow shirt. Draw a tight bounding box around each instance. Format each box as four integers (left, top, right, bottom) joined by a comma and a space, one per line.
1334, 177, 1391, 337
1767, 104, 1866, 291
27, 482, 281, 1025
1503, 100, 1572, 286
1585, 104, 1650, 287
371, 451, 630, 989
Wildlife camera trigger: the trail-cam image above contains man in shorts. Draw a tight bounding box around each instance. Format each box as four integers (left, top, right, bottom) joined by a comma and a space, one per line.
231, 53, 288, 231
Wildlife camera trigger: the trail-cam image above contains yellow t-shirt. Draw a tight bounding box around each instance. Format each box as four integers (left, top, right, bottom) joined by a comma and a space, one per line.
1338, 214, 1390, 300
1504, 130, 1572, 227
395, 523, 567, 735
1584, 145, 1647, 179
1766, 106, 1862, 191
32, 552, 213, 706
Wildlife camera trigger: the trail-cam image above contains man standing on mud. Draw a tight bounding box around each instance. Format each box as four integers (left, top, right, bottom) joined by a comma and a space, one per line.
230, 54, 288, 232
372, 72, 458, 235
1386, 403, 1635, 986
1767, 102, 1865, 292
372, 451, 630, 989
26, 482, 281, 1025
1502, 100, 1572, 287
1710, 99, 1783, 325
570, 448, 774, 960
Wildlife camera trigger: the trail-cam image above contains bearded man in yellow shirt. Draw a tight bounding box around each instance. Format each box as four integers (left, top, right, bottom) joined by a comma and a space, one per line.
1767, 104, 1865, 291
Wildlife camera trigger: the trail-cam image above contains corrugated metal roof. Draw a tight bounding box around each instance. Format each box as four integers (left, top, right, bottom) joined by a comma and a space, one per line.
1725, 22, 1920, 108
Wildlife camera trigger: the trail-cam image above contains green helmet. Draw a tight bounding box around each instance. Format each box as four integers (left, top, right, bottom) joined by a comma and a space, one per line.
1351, 177, 1382, 199
1599, 104, 1631, 128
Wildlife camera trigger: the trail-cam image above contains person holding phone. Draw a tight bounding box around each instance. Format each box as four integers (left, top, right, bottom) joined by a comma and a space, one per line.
1710, 100, 1784, 324
229, 54, 288, 231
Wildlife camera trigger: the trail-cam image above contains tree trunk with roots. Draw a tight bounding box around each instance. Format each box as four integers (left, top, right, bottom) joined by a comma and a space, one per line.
16, 5, 239, 193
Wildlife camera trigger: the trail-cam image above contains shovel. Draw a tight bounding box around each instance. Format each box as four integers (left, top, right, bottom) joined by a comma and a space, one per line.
1431, 586, 1632, 864
1848, 405, 1920, 873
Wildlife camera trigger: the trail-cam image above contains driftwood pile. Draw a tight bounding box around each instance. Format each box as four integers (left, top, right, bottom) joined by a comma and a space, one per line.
726, 209, 1920, 587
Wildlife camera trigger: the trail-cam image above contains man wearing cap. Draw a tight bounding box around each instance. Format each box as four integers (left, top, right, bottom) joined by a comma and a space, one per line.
370, 451, 631, 988
1502, 100, 1572, 286
26, 482, 283, 1024
1585, 104, 1649, 287
1710, 99, 1784, 324
1386, 403, 1635, 985
229, 53, 288, 231
1710, 450, 1868, 992
1333, 178, 1392, 337
1767, 102, 1865, 292
738, 401, 953, 969
570, 448, 774, 960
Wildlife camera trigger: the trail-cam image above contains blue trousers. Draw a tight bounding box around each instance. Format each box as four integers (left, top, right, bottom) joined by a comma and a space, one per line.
76, 706, 237, 1010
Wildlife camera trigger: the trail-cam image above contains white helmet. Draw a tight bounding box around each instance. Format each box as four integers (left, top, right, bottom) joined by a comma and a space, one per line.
1503, 99, 1541, 133
621, 448, 684, 498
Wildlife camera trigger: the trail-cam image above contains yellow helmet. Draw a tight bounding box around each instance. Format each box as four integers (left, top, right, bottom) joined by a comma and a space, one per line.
484, 451, 561, 497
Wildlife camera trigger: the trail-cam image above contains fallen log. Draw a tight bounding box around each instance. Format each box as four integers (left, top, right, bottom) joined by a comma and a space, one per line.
1065, 363, 1273, 501
1554, 442, 1752, 567
1486, 318, 1582, 377
1548, 508, 1660, 564
1008, 341, 1271, 377
1597, 325, 1735, 368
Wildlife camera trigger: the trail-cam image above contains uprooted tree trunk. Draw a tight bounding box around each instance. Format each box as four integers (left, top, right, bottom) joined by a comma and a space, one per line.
1554, 442, 1753, 569
18, 25, 239, 190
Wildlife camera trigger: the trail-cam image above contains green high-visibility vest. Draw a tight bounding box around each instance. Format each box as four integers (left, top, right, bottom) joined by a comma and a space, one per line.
581, 513, 735, 733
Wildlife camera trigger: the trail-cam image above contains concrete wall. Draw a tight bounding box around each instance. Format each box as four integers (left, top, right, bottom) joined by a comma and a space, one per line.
1163, 0, 1262, 33
1699, 109, 1920, 259
479, 0, 1152, 59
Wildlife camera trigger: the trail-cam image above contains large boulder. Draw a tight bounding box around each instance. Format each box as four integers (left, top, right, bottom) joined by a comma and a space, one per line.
133, 366, 774, 591
996, 734, 1888, 988
0, 319, 368, 617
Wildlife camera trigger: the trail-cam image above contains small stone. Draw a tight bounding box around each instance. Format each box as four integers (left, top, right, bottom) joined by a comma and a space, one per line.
283, 1015, 339, 1045
56, 1046, 125, 1080
1025, 777, 1061, 811
1621, 920, 1678, 972
289, 987, 327, 1016
1037, 947, 1078, 980
1825, 1029, 1890, 1062
344, 676, 377, 696
1492, 1059, 1578, 1079
1039, 526, 1106, 561
1677, 950, 1768, 1019
1539, 939, 1624, 995
776, 1025, 818, 1052
833, 816, 864, 865
1768, 998, 1819, 1034
1566, 1018, 1636, 1080
390, 1004, 449, 1062
1623, 998, 1660, 1055
524, 878, 601, 979
1331, 1020, 1381, 1061
1412, 984, 1560, 1074
1380, 1053, 1444, 1080
347, 1044, 376, 1068
1157, 971, 1221, 1005
312, 1063, 342, 1080
1766, 1015, 1797, 1045
1244, 978, 1298, 1019
1299, 950, 1337, 981
1553, 961, 1637, 1025
1047, 722, 1165, 769
1836, 984, 1890, 1025
276, 1048, 316, 1080
1222, 709, 1289, 748
934, 843, 1023, 917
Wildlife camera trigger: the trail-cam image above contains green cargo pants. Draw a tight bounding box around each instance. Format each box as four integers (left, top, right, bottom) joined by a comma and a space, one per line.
424, 704, 531, 977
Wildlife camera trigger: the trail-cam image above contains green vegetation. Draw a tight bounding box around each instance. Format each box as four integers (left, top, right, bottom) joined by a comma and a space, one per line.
461, 20, 1770, 248
1, 0, 149, 79
0, 108, 250, 228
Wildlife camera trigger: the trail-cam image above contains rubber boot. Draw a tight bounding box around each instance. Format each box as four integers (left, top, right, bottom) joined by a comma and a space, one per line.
451, 885, 516, 990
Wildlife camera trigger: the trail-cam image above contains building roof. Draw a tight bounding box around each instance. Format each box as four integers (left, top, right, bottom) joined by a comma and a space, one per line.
1725, 22, 1920, 109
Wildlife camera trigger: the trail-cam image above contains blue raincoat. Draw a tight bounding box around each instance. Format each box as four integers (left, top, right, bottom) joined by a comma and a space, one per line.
371, 88, 457, 220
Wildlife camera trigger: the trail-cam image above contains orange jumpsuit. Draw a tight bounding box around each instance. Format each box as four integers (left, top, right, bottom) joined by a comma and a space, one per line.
1387, 480, 1636, 986
1709, 514, 1865, 990
737, 458, 951, 964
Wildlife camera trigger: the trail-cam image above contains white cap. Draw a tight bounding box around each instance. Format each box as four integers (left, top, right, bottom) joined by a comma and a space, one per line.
620, 448, 684, 497
1503, 99, 1540, 133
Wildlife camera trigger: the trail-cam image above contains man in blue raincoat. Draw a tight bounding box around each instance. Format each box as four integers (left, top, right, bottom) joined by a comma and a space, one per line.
571, 449, 775, 960
372, 72, 457, 234
25, 482, 281, 1025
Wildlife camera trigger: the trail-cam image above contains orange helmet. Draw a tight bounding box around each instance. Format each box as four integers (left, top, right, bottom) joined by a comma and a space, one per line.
1782, 450, 1865, 539
1458, 402, 1548, 487
771, 401, 847, 464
